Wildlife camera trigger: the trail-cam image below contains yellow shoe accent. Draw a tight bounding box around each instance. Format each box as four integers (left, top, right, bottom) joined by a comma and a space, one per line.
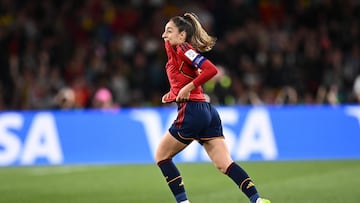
256, 198, 271, 203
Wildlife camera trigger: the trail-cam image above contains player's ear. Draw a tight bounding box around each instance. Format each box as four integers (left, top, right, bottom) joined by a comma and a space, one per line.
179, 31, 187, 42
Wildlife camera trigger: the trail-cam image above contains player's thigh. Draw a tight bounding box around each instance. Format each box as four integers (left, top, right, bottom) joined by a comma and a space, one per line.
155, 130, 188, 163
203, 138, 233, 173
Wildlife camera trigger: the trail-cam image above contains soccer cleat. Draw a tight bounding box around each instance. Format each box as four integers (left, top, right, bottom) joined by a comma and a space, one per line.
179, 200, 190, 203
256, 198, 271, 203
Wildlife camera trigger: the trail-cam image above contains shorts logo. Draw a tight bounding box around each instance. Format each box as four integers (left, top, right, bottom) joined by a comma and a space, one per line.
184, 49, 198, 61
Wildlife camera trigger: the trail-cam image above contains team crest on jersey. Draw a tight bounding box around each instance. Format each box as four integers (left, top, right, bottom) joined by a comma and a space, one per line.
184, 49, 198, 61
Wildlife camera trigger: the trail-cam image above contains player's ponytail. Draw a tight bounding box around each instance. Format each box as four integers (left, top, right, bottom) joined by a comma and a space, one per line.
183, 13, 216, 52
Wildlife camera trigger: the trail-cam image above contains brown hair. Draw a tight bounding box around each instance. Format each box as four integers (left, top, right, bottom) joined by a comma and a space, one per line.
170, 13, 216, 52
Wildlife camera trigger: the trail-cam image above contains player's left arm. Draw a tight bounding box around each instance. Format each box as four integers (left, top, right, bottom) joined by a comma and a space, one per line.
176, 43, 218, 101
177, 43, 218, 87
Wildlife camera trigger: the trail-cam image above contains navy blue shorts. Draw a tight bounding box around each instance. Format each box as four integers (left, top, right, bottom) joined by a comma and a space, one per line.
169, 102, 224, 145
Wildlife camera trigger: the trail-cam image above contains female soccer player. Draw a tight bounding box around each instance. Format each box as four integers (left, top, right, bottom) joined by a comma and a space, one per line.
155, 13, 271, 203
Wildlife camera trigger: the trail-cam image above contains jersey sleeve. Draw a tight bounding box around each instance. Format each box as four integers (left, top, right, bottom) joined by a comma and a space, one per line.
176, 42, 218, 87
177, 43, 207, 68
192, 59, 218, 87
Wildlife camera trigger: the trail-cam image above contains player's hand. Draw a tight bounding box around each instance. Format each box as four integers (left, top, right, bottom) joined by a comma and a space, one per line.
176, 82, 195, 102
176, 91, 190, 102
162, 92, 170, 103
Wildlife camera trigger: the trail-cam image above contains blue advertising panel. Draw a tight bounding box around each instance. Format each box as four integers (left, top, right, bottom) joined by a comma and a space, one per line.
0, 105, 360, 166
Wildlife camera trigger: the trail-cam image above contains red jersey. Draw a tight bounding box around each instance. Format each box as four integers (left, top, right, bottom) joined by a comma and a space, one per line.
163, 41, 218, 103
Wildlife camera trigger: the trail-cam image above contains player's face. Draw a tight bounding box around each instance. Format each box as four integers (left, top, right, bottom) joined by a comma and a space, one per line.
162, 20, 186, 46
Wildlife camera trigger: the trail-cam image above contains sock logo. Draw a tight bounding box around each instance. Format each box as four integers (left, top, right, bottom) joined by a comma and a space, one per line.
179, 181, 184, 187
246, 181, 255, 189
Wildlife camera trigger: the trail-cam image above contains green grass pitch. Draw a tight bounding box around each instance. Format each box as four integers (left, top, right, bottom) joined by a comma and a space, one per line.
0, 160, 359, 203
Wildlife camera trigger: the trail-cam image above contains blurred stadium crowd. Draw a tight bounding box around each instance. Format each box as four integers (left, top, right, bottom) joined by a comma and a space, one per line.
0, 0, 359, 110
